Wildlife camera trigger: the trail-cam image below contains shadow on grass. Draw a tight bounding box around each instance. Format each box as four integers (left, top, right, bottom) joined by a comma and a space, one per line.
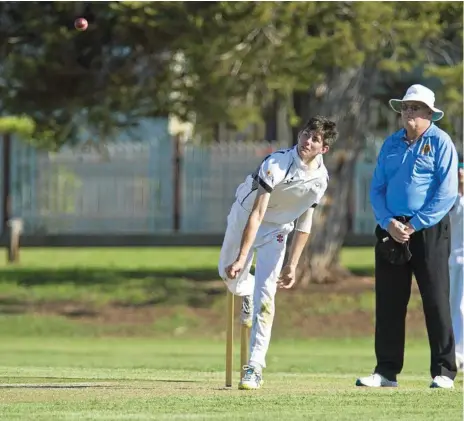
0, 383, 113, 389
0, 268, 220, 286
0, 376, 200, 385
348, 268, 375, 277
0, 267, 375, 310
0, 268, 224, 308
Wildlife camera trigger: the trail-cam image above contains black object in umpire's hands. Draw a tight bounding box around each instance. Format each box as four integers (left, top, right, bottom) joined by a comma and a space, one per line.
375, 225, 412, 265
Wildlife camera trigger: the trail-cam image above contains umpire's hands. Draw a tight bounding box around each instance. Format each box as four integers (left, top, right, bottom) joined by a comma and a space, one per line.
277, 265, 296, 289
387, 220, 410, 243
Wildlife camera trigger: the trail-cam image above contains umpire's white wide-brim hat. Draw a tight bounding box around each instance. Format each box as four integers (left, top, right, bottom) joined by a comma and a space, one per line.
389, 84, 444, 121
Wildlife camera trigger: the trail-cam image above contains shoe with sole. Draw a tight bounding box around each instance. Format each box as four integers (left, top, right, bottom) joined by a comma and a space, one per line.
355, 373, 398, 387
238, 365, 264, 390
430, 376, 454, 389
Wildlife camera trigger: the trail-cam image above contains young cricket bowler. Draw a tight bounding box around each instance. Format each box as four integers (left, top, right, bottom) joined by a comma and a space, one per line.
218, 115, 338, 389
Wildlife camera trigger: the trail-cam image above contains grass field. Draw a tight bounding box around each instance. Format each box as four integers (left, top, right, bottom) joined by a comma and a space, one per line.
0, 247, 371, 306
0, 247, 426, 339
0, 337, 462, 420
0, 246, 373, 273
0, 247, 461, 420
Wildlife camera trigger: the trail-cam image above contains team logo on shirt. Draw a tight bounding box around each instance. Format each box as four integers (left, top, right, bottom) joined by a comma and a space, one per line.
277, 234, 284, 243
266, 170, 274, 184
421, 144, 431, 155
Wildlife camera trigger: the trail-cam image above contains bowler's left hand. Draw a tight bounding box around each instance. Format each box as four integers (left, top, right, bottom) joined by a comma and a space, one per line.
277, 265, 296, 289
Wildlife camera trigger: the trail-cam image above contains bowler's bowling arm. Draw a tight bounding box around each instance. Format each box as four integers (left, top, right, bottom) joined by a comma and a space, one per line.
235, 186, 270, 264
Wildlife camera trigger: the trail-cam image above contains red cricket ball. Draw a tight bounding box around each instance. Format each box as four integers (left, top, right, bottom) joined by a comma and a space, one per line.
74, 18, 88, 31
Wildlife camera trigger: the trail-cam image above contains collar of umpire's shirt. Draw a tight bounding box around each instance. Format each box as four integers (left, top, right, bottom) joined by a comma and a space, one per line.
399, 123, 435, 144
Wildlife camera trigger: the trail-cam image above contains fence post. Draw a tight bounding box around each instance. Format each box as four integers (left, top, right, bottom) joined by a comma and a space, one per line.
1, 133, 22, 263
7, 218, 23, 263
2, 133, 11, 236
173, 135, 182, 232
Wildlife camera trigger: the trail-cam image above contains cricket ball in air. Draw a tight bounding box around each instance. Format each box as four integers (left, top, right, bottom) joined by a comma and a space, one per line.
74, 18, 88, 31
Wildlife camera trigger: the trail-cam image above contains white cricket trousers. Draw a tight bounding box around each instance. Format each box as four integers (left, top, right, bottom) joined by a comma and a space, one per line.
449, 262, 464, 363
218, 201, 293, 369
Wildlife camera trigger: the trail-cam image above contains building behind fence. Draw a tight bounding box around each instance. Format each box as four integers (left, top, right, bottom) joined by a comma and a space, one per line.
0, 134, 377, 238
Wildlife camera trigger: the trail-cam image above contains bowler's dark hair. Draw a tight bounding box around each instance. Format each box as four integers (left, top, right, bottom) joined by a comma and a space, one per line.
301, 116, 338, 147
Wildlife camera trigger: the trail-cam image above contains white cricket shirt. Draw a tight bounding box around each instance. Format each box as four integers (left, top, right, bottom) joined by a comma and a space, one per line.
234, 146, 329, 227
450, 193, 464, 266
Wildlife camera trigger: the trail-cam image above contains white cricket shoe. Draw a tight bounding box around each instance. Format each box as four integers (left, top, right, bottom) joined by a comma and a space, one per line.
238, 365, 263, 390
355, 373, 398, 387
430, 376, 454, 389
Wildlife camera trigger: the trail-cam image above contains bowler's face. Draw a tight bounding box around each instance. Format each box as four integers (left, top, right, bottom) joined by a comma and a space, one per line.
297, 130, 329, 161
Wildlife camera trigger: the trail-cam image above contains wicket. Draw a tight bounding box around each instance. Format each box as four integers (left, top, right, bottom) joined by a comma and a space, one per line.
225, 290, 252, 388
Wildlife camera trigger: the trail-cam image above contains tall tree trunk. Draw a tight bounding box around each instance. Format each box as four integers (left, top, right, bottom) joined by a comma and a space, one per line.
295, 64, 379, 285
297, 151, 357, 284
292, 91, 310, 143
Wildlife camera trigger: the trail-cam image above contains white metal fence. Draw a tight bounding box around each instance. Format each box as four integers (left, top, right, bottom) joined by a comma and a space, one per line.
2, 136, 377, 235
9, 138, 174, 234
181, 142, 289, 233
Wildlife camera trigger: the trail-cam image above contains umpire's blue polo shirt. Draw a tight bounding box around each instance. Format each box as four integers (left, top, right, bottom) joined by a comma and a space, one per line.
370, 123, 458, 231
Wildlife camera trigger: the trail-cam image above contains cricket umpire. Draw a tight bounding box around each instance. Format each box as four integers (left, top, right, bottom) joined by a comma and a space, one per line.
356, 84, 459, 389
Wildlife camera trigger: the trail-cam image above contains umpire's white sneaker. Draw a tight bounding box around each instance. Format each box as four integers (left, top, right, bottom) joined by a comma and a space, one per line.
430, 376, 454, 389
238, 366, 263, 390
356, 373, 398, 387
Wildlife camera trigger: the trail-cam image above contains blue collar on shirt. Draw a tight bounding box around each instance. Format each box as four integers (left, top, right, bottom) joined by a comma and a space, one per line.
398, 123, 435, 143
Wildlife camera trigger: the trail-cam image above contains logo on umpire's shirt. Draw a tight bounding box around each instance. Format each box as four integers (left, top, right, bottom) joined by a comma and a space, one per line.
421, 144, 431, 155
277, 234, 284, 243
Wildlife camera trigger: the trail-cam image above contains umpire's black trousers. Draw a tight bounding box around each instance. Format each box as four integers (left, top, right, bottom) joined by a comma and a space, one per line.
374, 214, 457, 381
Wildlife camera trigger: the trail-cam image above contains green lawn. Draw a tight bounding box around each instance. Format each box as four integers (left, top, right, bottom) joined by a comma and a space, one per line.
1, 247, 373, 271
0, 247, 375, 307
0, 248, 459, 420
0, 246, 426, 339
340, 248, 375, 275
0, 247, 223, 270
0, 337, 461, 421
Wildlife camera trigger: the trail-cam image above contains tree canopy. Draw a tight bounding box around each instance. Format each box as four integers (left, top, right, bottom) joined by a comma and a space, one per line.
0, 1, 462, 148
